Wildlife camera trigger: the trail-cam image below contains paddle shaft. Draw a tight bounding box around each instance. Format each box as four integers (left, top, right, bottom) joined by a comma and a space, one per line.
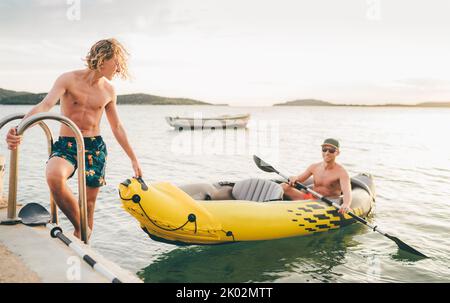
46, 223, 122, 283
278, 172, 390, 237
254, 155, 427, 257
280, 172, 428, 257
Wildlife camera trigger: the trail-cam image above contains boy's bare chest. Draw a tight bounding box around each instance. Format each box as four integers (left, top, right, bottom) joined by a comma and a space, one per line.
64, 85, 110, 111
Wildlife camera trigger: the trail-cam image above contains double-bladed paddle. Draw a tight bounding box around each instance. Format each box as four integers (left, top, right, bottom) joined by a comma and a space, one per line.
253, 155, 428, 258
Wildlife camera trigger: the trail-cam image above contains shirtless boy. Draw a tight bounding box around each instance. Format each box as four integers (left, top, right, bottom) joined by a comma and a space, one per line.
5, 38, 143, 239
282, 138, 352, 214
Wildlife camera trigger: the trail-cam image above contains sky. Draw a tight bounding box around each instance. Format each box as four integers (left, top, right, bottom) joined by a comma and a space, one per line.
1, 0, 450, 106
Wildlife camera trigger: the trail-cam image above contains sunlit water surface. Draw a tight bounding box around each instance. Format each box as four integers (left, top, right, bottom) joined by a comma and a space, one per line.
1, 105, 449, 282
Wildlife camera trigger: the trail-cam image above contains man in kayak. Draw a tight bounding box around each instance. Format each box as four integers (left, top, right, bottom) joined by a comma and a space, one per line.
5, 38, 143, 239
281, 138, 352, 214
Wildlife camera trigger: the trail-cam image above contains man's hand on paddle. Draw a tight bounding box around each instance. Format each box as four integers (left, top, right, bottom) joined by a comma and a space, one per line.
6, 127, 22, 150
338, 202, 351, 214
132, 159, 143, 178
288, 176, 299, 187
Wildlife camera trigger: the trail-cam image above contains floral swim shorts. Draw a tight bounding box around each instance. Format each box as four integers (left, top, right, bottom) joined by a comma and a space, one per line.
48, 136, 108, 188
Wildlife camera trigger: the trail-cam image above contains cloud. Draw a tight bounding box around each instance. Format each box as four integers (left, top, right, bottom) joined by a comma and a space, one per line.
2, 1, 450, 105
34, 0, 64, 7
389, 78, 450, 91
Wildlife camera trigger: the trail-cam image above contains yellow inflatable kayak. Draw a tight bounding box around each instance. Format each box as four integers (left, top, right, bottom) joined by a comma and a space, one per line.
118, 174, 376, 245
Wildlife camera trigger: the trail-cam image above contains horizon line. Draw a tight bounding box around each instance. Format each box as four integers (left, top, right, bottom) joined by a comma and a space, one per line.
1, 87, 450, 107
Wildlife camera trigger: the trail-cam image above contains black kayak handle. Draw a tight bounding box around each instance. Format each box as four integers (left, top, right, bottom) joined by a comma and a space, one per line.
135, 176, 148, 191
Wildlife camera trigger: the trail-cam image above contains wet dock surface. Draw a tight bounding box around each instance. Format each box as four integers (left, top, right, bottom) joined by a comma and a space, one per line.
0, 208, 142, 283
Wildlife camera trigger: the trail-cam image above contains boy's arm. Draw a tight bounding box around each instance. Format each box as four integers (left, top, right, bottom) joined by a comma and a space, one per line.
105, 92, 143, 177
6, 74, 67, 150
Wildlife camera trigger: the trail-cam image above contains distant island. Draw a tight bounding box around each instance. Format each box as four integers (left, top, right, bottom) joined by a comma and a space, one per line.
3, 88, 450, 107
274, 99, 450, 107
273, 99, 450, 107
116, 94, 212, 105
0, 88, 223, 106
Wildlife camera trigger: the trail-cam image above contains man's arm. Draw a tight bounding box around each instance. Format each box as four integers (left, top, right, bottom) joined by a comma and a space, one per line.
6, 74, 67, 149
338, 169, 352, 213
105, 92, 143, 177
289, 164, 314, 186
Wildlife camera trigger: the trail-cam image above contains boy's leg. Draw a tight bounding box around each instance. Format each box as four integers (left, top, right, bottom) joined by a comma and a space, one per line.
86, 186, 100, 233
45, 157, 80, 235
83, 136, 106, 237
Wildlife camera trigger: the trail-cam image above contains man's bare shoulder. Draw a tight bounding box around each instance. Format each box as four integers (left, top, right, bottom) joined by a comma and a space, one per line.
335, 163, 349, 176
308, 162, 322, 171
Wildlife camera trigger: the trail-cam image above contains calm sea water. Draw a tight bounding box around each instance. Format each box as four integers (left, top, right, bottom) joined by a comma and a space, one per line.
0, 105, 449, 283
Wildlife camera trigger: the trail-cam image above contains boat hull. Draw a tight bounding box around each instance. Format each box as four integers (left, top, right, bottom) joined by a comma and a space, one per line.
119, 174, 375, 245
165, 114, 250, 130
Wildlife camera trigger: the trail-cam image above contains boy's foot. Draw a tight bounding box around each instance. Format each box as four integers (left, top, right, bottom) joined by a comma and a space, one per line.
73, 226, 92, 241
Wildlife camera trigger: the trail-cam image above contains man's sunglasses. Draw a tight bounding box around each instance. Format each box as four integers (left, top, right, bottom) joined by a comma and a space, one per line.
322, 147, 336, 154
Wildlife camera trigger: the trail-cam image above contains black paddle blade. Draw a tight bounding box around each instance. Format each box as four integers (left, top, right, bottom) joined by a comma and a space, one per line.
253, 155, 278, 174
18, 202, 51, 226
385, 234, 428, 258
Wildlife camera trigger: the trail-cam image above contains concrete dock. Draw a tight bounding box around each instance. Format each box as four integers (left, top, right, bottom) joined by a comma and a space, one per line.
0, 207, 142, 283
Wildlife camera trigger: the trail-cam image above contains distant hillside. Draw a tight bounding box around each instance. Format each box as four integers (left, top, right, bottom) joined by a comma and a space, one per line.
415, 102, 450, 107
0, 88, 32, 100
0, 88, 218, 105
0, 92, 47, 105
117, 93, 211, 105
274, 99, 334, 106
274, 99, 450, 107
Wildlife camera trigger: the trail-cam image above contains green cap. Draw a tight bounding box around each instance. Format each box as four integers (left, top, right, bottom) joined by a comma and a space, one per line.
322, 138, 340, 149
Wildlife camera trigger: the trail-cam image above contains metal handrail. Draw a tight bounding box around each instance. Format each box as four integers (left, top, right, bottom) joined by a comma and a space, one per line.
2, 112, 89, 244
0, 113, 58, 224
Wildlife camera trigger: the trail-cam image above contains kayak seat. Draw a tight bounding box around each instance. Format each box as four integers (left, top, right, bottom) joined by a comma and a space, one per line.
232, 178, 284, 202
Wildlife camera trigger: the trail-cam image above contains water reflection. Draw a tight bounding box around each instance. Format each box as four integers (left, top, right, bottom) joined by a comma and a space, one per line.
138, 224, 366, 283
2, 105, 450, 282
390, 250, 427, 263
